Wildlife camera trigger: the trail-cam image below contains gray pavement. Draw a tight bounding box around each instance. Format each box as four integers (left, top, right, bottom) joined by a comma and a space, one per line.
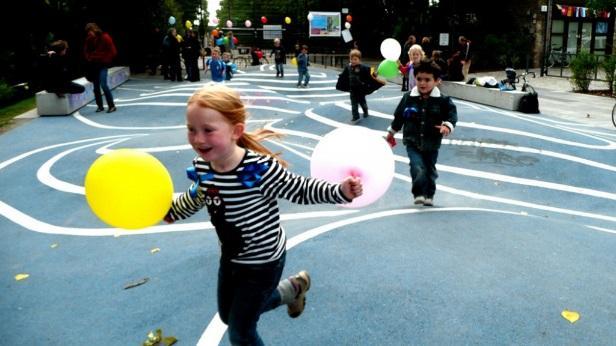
2, 64, 616, 345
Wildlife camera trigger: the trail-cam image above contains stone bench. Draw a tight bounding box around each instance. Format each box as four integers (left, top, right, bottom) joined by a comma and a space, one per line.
36, 66, 130, 116
439, 81, 527, 111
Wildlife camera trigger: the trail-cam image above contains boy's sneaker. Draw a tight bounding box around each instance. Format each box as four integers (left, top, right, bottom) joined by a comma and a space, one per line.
303, 84, 309, 88
423, 196, 434, 207
287, 270, 311, 318
296, 84, 302, 88
362, 113, 369, 118
414, 195, 425, 205
351, 117, 360, 125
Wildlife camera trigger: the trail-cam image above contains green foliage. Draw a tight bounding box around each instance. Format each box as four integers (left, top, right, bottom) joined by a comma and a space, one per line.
569, 51, 598, 92
0, 80, 14, 105
0, 97, 36, 130
601, 55, 616, 94
586, 0, 616, 11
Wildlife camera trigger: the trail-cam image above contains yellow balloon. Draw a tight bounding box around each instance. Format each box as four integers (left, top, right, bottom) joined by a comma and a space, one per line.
84, 149, 174, 230
285, 17, 292, 24
291, 57, 297, 66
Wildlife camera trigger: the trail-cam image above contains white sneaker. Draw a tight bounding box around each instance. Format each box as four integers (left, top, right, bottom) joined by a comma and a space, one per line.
423, 197, 434, 206
414, 196, 425, 205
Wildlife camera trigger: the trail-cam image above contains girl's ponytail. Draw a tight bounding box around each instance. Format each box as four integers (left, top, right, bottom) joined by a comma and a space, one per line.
238, 129, 288, 167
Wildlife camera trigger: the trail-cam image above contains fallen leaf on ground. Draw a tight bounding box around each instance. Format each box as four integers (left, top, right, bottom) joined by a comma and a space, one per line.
142, 328, 177, 346
15, 274, 29, 281
124, 277, 149, 290
561, 309, 580, 323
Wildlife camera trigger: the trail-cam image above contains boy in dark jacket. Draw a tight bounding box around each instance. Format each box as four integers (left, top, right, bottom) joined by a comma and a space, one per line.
385, 59, 457, 206
336, 49, 384, 124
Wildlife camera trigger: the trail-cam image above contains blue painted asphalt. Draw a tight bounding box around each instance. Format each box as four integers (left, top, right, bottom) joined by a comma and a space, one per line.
1, 64, 616, 345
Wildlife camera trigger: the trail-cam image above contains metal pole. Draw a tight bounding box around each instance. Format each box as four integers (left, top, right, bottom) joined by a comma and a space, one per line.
541, 0, 553, 76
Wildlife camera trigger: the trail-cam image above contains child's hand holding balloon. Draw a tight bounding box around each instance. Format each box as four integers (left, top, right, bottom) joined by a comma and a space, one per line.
341, 176, 363, 200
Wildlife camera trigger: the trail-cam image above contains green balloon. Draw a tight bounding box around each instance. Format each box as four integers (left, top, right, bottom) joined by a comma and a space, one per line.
377, 60, 399, 78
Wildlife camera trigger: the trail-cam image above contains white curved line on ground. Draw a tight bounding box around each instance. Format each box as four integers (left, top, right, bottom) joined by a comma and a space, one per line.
231, 78, 336, 84
117, 87, 155, 92
37, 139, 134, 194
196, 206, 544, 345
240, 96, 310, 104
236, 72, 327, 78
287, 93, 349, 99
332, 102, 616, 149
74, 111, 186, 130
325, 103, 616, 168
261, 85, 336, 91
0, 134, 145, 171
304, 109, 616, 216
117, 88, 280, 102
0, 199, 357, 236
585, 225, 616, 234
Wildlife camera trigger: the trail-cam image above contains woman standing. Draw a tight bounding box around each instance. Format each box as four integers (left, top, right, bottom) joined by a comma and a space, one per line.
84, 22, 117, 113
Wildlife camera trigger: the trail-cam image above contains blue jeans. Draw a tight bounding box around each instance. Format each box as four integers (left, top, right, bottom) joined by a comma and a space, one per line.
406, 144, 439, 198
92, 67, 114, 109
275, 63, 284, 76
218, 253, 285, 345
297, 70, 310, 86
350, 90, 368, 119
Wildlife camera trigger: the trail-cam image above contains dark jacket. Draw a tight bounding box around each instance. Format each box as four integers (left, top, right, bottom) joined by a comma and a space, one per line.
390, 87, 457, 151
270, 46, 286, 64
336, 63, 384, 95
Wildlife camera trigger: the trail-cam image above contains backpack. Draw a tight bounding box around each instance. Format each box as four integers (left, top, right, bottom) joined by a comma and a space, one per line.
518, 86, 540, 114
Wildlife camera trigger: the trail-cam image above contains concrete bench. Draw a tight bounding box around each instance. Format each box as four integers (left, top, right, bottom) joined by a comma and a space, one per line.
36, 66, 130, 116
439, 81, 526, 111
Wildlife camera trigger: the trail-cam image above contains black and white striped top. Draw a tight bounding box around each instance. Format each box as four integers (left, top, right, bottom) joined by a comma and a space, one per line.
167, 149, 351, 264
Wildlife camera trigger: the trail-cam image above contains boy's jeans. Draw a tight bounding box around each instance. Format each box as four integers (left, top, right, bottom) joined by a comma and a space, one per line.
297, 70, 310, 86
217, 252, 285, 346
406, 144, 439, 198
350, 90, 368, 119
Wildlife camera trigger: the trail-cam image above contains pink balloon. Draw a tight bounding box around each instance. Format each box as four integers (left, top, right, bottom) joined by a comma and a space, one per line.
310, 127, 395, 208
226, 20, 233, 28
211, 18, 219, 25
245, 20, 252, 28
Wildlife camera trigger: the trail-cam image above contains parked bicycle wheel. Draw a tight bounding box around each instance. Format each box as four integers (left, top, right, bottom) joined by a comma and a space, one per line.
611, 103, 616, 128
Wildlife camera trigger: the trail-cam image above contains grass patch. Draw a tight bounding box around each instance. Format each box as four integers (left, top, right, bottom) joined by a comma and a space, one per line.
0, 97, 36, 130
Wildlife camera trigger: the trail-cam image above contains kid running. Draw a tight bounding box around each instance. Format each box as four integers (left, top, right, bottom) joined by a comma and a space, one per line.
386, 59, 457, 206
165, 85, 363, 345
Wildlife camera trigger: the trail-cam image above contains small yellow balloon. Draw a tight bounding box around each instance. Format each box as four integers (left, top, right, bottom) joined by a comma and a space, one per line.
284, 17, 292, 24
84, 149, 174, 230
291, 57, 297, 66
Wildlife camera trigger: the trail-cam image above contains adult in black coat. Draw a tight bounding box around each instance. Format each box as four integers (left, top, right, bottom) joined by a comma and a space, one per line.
43, 40, 85, 97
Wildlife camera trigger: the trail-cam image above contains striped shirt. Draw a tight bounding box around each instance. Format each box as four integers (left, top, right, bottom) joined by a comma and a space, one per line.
167, 149, 351, 264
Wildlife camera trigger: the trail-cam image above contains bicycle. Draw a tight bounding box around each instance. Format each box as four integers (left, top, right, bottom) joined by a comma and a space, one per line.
611, 102, 616, 127
547, 48, 571, 68
515, 71, 536, 92
232, 55, 250, 69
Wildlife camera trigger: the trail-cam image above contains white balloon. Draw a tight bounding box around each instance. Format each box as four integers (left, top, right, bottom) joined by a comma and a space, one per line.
226, 20, 233, 28
307, 13, 314, 21
310, 127, 395, 208
168, 16, 176, 25
244, 19, 252, 28
380, 38, 402, 60
344, 22, 351, 29
211, 18, 219, 25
